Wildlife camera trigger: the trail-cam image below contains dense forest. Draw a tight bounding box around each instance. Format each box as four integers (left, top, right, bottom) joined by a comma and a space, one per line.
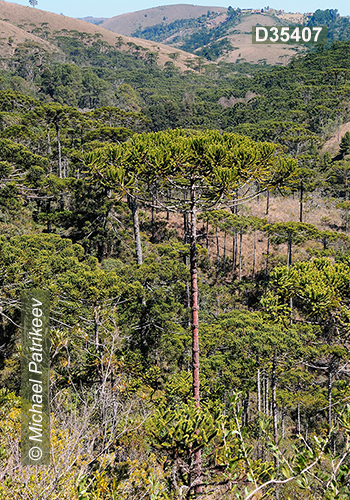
2, 7, 350, 499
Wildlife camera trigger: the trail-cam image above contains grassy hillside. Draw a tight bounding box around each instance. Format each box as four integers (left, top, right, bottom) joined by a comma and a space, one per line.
102, 5, 307, 65
101, 4, 227, 35
0, 1, 194, 70
102, 5, 350, 65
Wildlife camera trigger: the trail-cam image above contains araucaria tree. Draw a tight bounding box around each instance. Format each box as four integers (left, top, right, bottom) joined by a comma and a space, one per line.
87, 128, 298, 493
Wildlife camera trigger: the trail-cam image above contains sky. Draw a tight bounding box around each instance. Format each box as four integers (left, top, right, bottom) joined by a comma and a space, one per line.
5, 0, 350, 19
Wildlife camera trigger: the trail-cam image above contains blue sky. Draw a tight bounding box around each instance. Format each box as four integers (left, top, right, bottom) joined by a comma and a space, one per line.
7, 0, 350, 19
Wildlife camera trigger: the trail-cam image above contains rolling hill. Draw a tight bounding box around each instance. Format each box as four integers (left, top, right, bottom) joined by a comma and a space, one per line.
101, 4, 227, 36
100, 5, 309, 65
0, 1, 195, 70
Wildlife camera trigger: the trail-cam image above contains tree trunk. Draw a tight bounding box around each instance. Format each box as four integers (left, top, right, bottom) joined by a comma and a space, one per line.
128, 195, 143, 265
243, 393, 249, 426
299, 180, 304, 223
223, 230, 227, 275
287, 237, 292, 267
328, 369, 333, 430
272, 351, 278, 449
151, 194, 155, 242
266, 190, 270, 215
265, 236, 270, 281
238, 229, 243, 282
257, 365, 261, 413
55, 122, 62, 178
265, 373, 269, 416
94, 306, 99, 351
216, 226, 220, 275
232, 233, 236, 270
252, 230, 257, 280
206, 219, 209, 259
184, 212, 189, 244
47, 126, 52, 175
189, 180, 202, 493
297, 402, 301, 435
346, 190, 349, 233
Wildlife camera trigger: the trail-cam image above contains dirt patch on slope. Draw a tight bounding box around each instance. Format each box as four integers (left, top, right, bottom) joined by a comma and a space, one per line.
322, 121, 350, 155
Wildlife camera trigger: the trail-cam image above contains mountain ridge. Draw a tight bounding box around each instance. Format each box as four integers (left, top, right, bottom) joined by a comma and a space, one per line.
0, 1, 195, 70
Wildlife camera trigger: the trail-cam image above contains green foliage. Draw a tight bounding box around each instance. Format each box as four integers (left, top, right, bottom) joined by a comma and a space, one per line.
2, 15, 350, 498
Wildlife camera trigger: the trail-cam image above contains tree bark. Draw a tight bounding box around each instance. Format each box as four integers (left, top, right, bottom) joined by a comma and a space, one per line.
189, 179, 202, 493
299, 180, 304, 223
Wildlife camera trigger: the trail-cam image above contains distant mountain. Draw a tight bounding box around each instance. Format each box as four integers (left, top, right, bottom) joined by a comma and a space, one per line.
77, 16, 109, 26
101, 5, 227, 36
0, 1, 194, 70
100, 5, 307, 65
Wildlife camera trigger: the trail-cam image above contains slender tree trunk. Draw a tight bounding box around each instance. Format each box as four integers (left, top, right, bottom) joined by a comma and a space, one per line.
151, 193, 155, 242
281, 407, 285, 439
297, 402, 301, 435
206, 219, 209, 259
346, 189, 349, 233
328, 369, 333, 430
128, 195, 143, 265
234, 232, 238, 270
223, 230, 227, 275
265, 236, 270, 281
287, 237, 292, 267
189, 180, 202, 493
238, 230, 243, 282
272, 351, 278, 450
216, 226, 220, 275
47, 126, 52, 174
252, 230, 257, 279
243, 393, 249, 426
299, 180, 304, 223
266, 190, 270, 215
47, 127, 52, 155
265, 373, 269, 416
232, 233, 236, 270
184, 212, 189, 244
55, 122, 62, 178
257, 364, 261, 413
